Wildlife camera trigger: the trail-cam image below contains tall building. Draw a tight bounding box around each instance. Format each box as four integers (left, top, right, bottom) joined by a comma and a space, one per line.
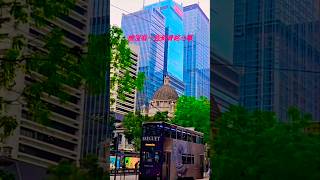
167, 74, 185, 96
110, 44, 140, 152
81, 0, 109, 159
122, 8, 166, 110
144, 0, 185, 82
183, 4, 210, 98
234, 0, 320, 120
90, 0, 109, 34
211, 0, 234, 62
211, 52, 239, 112
110, 44, 139, 118
1, 0, 90, 168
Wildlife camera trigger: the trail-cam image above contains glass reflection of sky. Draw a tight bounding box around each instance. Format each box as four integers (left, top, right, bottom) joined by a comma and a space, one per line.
144, 0, 184, 81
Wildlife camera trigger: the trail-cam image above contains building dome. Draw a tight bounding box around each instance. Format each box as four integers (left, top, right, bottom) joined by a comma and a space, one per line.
153, 76, 178, 101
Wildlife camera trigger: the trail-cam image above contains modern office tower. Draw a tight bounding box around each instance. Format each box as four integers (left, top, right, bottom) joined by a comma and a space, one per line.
234, 0, 320, 120
183, 4, 210, 98
90, 0, 109, 34
81, 0, 109, 159
167, 74, 185, 96
211, 0, 234, 62
122, 8, 165, 110
144, 0, 185, 96
0, 1, 90, 168
211, 52, 239, 112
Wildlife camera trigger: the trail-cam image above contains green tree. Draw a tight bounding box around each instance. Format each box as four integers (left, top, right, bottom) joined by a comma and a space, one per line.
80, 154, 108, 180
109, 26, 145, 104
47, 160, 85, 180
0, 169, 15, 180
211, 106, 320, 180
122, 112, 148, 151
0, 2, 144, 178
0, 0, 77, 144
47, 155, 109, 180
122, 111, 169, 151
172, 96, 211, 143
153, 111, 170, 122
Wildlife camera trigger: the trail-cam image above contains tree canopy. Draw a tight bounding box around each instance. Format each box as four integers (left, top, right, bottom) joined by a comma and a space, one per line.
172, 96, 211, 143
211, 106, 320, 180
0, 0, 144, 144
122, 111, 169, 151
47, 155, 108, 180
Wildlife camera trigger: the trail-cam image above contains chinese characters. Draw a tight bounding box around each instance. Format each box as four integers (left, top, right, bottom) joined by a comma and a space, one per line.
127, 34, 193, 42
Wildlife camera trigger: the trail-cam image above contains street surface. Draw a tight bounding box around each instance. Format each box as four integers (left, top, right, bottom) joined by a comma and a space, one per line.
110, 175, 209, 180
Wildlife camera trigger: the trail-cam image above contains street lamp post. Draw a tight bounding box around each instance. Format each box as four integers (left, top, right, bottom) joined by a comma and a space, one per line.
114, 132, 120, 180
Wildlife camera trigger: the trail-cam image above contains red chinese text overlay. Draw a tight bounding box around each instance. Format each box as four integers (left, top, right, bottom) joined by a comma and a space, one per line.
127, 34, 193, 42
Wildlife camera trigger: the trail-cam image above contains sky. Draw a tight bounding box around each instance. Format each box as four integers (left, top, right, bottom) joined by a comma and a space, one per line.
110, 0, 210, 27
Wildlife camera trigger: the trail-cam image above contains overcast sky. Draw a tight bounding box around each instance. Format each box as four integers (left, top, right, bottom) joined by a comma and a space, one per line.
110, 0, 210, 27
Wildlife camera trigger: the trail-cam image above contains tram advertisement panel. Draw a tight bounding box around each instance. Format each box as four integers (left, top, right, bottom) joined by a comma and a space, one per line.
172, 140, 190, 177
124, 157, 140, 169
109, 156, 120, 170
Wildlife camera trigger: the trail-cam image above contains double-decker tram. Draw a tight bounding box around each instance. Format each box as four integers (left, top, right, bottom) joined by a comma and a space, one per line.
139, 122, 205, 180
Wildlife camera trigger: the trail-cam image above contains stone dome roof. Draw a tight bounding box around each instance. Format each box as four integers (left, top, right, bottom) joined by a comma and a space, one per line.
153, 76, 178, 101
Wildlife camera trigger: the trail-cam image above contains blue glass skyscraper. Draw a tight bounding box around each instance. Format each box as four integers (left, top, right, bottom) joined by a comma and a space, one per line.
144, 0, 185, 82
122, 8, 166, 109
81, 0, 109, 158
183, 4, 210, 98
234, 0, 320, 121
143, 0, 185, 96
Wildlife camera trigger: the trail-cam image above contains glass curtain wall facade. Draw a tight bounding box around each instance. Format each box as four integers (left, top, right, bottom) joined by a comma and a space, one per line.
211, 52, 239, 112
81, 0, 109, 158
183, 4, 210, 98
122, 9, 165, 110
234, 0, 320, 121
144, 0, 185, 81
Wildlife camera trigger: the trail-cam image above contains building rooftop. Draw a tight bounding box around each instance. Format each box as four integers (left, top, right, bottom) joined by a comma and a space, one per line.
153, 76, 179, 101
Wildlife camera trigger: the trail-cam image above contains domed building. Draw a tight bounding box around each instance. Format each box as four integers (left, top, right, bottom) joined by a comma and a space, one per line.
142, 76, 178, 118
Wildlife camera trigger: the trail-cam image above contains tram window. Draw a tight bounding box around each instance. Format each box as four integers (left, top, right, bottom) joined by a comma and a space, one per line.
177, 130, 182, 140
182, 155, 187, 164
200, 137, 204, 144
164, 127, 170, 138
192, 135, 196, 143
187, 134, 192, 142
170, 129, 176, 139
182, 132, 187, 141
196, 136, 200, 144
182, 154, 194, 164
146, 124, 162, 136
187, 156, 192, 164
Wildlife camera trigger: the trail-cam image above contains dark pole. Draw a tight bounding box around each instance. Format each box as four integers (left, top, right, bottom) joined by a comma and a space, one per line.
114, 134, 119, 180
123, 154, 126, 180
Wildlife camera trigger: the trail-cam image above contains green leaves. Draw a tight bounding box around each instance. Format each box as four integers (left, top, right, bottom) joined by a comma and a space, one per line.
47, 155, 110, 180
10, 1, 28, 24
0, 170, 15, 180
122, 112, 145, 151
172, 96, 210, 142
122, 112, 169, 151
81, 34, 108, 94
211, 106, 320, 180
109, 26, 145, 104
0, 115, 18, 142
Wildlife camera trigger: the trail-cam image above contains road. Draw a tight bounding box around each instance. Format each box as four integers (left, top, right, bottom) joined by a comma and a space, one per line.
110, 175, 209, 180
